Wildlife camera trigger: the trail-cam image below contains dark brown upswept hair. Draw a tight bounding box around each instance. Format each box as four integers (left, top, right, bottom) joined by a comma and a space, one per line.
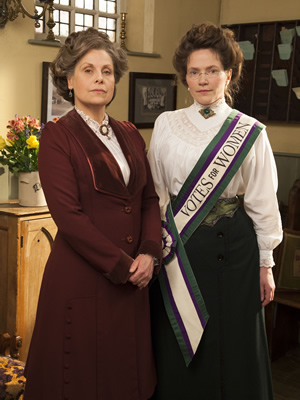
50, 28, 128, 105
173, 22, 244, 106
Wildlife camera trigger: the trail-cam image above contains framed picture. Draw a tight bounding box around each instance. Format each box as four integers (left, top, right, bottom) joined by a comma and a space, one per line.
128, 72, 177, 129
41, 62, 73, 124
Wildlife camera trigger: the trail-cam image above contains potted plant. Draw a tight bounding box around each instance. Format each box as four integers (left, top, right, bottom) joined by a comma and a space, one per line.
0, 115, 46, 206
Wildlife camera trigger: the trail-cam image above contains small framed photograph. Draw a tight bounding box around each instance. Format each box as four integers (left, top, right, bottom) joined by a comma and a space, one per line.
129, 72, 177, 129
41, 62, 73, 124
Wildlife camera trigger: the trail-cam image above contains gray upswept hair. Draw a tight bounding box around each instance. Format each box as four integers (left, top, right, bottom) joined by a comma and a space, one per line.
50, 28, 128, 105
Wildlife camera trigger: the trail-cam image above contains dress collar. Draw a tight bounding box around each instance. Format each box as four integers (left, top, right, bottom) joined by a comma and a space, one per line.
193, 97, 227, 117
75, 106, 111, 138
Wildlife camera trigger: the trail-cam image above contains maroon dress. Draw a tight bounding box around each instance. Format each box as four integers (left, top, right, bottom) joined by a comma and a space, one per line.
24, 109, 162, 400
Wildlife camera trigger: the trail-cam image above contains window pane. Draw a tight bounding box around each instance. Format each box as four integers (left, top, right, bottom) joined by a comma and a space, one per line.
60, 10, 69, 24
98, 16, 106, 29
75, 0, 84, 7
85, 14, 93, 27
107, 1, 116, 14
107, 17, 115, 30
75, 13, 84, 25
53, 24, 59, 36
75, 26, 84, 32
60, 23, 69, 37
85, 0, 94, 10
107, 30, 115, 42
54, 0, 70, 4
99, 0, 116, 13
99, 0, 106, 12
76, 12, 94, 30
53, 9, 70, 37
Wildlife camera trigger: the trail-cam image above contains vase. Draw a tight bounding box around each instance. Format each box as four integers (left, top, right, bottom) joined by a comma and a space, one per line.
18, 171, 47, 207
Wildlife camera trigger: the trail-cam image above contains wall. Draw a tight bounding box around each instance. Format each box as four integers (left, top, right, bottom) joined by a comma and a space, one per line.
0, 0, 221, 201
220, 0, 300, 155
1, 0, 299, 202
220, 0, 300, 204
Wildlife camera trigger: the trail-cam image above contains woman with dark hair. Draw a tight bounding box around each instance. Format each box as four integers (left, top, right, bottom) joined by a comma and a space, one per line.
148, 22, 282, 400
24, 28, 162, 400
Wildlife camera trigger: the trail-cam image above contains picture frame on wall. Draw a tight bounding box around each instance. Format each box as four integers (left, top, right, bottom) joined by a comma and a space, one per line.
128, 72, 177, 129
41, 62, 73, 124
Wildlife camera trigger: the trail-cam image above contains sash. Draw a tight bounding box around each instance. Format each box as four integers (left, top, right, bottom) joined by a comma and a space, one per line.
159, 110, 265, 366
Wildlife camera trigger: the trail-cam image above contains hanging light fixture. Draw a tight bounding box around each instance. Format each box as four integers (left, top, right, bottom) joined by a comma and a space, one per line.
0, 0, 58, 42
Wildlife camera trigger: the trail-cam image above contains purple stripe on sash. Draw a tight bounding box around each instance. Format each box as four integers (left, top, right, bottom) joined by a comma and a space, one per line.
173, 113, 242, 215
180, 120, 258, 238
177, 252, 208, 328
161, 265, 194, 359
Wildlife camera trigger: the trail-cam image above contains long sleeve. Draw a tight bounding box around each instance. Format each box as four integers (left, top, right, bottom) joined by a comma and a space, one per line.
240, 129, 283, 266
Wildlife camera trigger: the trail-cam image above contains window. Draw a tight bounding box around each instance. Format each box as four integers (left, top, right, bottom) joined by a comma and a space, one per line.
35, 0, 118, 42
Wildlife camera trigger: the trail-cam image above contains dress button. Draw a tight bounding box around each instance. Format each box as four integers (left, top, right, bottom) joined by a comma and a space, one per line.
217, 232, 224, 238
124, 206, 132, 214
64, 364, 70, 369
66, 319, 72, 324
218, 254, 224, 261
64, 379, 70, 384
126, 235, 133, 243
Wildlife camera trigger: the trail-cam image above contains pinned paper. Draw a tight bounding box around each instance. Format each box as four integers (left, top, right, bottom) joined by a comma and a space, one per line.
271, 69, 288, 87
280, 28, 295, 44
238, 41, 255, 60
278, 43, 292, 60
292, 87, 300, 99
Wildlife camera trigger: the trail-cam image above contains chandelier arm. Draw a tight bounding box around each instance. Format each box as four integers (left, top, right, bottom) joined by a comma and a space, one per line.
16, 0, 48, 20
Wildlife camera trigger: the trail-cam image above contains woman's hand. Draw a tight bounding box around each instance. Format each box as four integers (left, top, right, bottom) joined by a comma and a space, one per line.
260, 267, 276, 306
128, 254, 154, 289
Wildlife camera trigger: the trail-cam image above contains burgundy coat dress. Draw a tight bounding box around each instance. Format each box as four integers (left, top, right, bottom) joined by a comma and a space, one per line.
23, 109, 162, 400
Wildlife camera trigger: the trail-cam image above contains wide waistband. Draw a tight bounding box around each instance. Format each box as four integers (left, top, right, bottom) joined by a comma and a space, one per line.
201, 197, 240, 227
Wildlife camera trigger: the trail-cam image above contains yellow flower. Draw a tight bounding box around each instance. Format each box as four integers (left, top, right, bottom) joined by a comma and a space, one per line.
26, 135, 39, 149
0, 136, 6, 150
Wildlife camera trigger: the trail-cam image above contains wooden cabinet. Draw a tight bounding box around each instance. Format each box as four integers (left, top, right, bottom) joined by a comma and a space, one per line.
224, 20, 300, 123
0, 202, 57, 361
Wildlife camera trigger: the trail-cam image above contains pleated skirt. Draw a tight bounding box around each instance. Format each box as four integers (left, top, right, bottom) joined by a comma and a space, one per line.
150, 207, 273, 400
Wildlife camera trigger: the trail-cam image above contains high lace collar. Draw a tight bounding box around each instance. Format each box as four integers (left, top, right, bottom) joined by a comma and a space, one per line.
75, 106, 109, 133
193, 97, 227, 113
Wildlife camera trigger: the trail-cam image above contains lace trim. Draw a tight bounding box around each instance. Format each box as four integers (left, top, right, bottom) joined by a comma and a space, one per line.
260, 258, 274, 268
165, 99, 230, 147
166, 110, 218, 146
75, 107, 113, 140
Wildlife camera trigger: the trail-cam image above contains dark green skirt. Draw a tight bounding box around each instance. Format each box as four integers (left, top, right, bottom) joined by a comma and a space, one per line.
150, 207, 273, 400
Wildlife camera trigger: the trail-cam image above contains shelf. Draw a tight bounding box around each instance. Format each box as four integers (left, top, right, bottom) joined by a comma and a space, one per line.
224, 20, 300, 123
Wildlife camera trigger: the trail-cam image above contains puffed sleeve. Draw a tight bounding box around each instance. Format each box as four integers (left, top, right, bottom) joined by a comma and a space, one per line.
147, 114, 169, 209
241, 128, 283, 267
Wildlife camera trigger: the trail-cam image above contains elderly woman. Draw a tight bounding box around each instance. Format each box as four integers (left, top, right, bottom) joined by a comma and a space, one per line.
148, 22, 282, 400
24, 28, 162, 400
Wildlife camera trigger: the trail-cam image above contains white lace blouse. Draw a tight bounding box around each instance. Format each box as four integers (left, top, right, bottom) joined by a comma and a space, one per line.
147, 99, 283, 267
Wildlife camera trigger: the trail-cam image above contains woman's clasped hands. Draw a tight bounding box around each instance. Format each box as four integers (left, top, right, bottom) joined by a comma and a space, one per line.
129, 254, 155, 289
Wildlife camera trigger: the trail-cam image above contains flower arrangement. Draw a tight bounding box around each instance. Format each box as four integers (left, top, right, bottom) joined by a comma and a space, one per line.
0, 115, 43, 174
